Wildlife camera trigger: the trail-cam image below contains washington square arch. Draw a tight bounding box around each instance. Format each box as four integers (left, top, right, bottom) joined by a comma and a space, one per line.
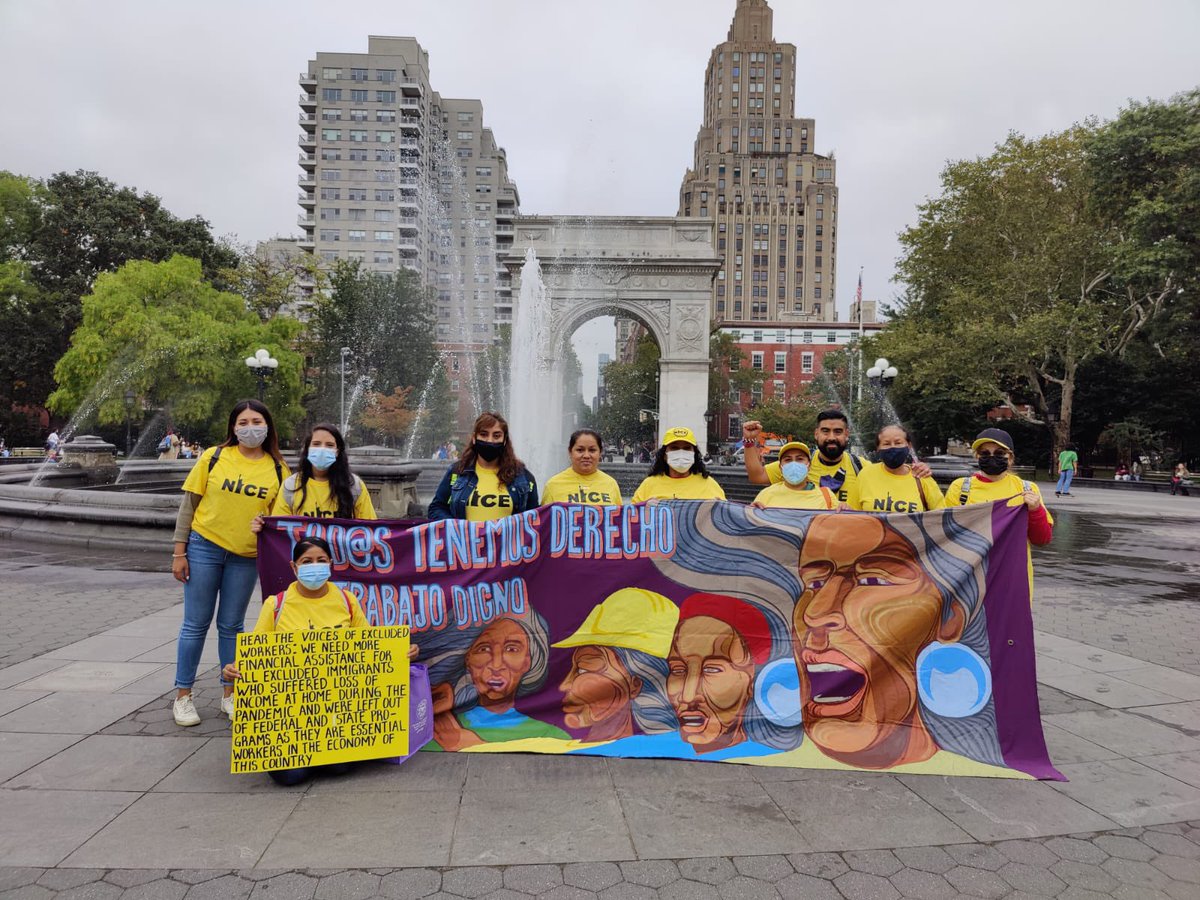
503, 216, 721, 458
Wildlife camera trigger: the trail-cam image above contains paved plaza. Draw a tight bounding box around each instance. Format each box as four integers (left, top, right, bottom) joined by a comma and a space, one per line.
0, 488, 1198, 898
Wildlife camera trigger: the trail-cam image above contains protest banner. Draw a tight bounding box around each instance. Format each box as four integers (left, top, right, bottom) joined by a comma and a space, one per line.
231, 626, 410, 774
258, 501, 1063, 780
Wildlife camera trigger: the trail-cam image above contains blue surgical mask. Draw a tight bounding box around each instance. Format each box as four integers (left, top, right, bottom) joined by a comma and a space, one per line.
879, 447, 911, 469
295, 562, 331, 590
781, 461, 809, 485
307, 447, 338, 470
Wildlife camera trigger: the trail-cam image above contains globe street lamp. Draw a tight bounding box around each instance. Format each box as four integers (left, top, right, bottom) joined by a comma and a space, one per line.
244, 349, 279, 402
123, 389, 135, 458
866, 357, 898, 390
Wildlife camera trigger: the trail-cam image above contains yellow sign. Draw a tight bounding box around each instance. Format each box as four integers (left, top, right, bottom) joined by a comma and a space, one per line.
231, 626, 410, 774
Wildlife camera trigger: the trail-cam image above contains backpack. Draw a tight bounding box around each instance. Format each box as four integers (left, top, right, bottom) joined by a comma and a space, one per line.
208, 446, 283, 485
271, 587, 355, 624
157, 435, 173, 453
957, 476, 1033, 506
279, 473, 363, 514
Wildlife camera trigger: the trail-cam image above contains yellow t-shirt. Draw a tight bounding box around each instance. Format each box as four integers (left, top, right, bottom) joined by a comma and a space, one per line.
541, 467, 623, 506
855, 462, 946, 513
765, 453, 867, 507
753, 482, 836, 509
271, 475, 377, 519
182, 446, 289, 557
252, 582, 369, 633
632, 473, 726, 503
466, 464, 515, 521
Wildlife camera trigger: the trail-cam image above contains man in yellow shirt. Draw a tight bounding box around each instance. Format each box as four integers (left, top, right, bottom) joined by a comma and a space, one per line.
743, 410, 870, 506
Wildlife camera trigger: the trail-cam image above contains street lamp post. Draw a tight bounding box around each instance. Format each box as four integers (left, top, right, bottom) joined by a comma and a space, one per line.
244, 349, 279, 402
865, 357, 899, 433
339, 346, 352, 434
123, 389, 134, 458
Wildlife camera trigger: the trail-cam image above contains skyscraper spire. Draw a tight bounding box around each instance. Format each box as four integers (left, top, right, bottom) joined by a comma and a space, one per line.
729, 0, 773, 43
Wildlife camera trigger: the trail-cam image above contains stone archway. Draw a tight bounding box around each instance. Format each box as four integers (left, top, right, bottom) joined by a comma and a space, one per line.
503, 216, 720, 453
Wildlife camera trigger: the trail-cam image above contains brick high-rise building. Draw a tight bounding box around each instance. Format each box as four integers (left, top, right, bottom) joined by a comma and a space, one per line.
678, 0, 838, 325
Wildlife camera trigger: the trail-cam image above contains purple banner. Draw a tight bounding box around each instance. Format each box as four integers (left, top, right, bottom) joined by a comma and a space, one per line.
258, 501, 1062, 780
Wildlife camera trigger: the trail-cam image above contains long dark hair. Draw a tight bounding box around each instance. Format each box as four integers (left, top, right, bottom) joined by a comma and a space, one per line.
648, 443, 711, 479
222, 399, 284, 465
296, 423, 356, 519
455, 411, 526, 485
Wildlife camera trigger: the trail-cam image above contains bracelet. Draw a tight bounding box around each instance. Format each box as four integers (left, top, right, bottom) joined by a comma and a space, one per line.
742, 439, 756, 449
172, 553, 186, 558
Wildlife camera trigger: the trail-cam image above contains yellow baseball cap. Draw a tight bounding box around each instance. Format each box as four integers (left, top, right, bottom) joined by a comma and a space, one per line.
777, 441, 811, 458
661, 425, 697, 447
552, 588, 681, 658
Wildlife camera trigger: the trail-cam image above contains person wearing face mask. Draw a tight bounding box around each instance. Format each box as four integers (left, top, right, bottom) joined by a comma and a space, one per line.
855, 425, 945, 514
541, 428, 623, 506
631, 426, 726, 503
428, 411, 539, 521
268, 423, 376, 520
171, 399, 289, 727
750, 442, 836, 510
221, 536, 420, 786
944, 428, 1053, 597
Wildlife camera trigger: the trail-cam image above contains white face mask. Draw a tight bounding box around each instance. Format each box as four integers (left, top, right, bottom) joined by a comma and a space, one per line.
666, 449, 695, 473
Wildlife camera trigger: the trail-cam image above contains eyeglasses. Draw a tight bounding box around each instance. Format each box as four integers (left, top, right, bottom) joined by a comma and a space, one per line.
976, 451, 1010, 459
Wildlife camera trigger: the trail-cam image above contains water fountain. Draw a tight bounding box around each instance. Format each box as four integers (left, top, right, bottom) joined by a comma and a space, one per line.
507, 248, 559, 486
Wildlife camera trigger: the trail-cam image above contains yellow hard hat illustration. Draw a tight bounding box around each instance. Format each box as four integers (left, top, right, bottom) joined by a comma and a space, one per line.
552, 588, 681, 659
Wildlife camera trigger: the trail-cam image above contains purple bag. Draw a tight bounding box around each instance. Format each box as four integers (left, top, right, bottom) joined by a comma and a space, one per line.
383, 663, 433, 764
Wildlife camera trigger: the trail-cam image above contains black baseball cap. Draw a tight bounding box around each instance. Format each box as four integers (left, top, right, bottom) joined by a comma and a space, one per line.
971, 428, 1015, 453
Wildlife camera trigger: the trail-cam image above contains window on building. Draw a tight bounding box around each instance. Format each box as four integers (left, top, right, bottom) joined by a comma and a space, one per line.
350, 109, 367, 121
376, 131, 394, 142
814, 287, 822, 299
321, 68, 342, 80
321, 108, 342, 121
774, 352, 786, 373
350, 68, 368, 82
457, 111, 474, 122
351, 89, 368, 102
802, 352, 814, 374
376, 109, 396, 122
373, 209, 392, 221
751, 351, 763, 370
373, 149, 392, 161
321, 128, 341, 141
374, 169, 392, 182
319, 229, 340, 241
320, 169, 341, 181
319, 188, 340, 200
374, 189, 393, 201
376, 90, 396, 103
321, 88, 342, 101
320, 148, 341, 161
348, 229, 366, 241
457, 130, 473, 140
320, 208, 341, 220
377, 69, 396, 83
374, 230, 394, 241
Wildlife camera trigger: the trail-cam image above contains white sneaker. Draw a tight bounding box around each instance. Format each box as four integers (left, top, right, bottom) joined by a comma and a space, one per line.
220, 695, 235, 720
173, 695, 201, 727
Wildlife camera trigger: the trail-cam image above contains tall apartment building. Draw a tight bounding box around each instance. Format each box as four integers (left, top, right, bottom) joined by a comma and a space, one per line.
678, 0, 838, 324
298, 36, 519, 367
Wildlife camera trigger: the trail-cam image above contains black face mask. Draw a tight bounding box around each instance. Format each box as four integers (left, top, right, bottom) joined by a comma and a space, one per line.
978, 455, 1009, 476
878, 447, 911, 469
474, 440, 504, 462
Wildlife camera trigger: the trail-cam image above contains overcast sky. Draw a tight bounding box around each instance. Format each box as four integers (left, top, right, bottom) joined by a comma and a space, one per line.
2, 0, 1197, 402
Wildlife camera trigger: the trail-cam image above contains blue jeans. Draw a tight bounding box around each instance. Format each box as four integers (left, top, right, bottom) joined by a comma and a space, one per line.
175, 532, 260, 690
1056, 469, 1074, 493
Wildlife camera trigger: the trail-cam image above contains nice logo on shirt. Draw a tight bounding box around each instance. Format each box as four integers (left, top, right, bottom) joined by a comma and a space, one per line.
567, 490, 613, 503
871, 497, 921, 513
468, 491, 511, 509
221, 477, 271, 499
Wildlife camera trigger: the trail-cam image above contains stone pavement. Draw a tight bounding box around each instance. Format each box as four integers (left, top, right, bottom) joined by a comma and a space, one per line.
0, 486, 1198, 898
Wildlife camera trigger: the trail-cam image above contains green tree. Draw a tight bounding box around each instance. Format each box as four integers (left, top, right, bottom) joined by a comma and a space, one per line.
48, 256, 303, 441
220, 241, 324, 324
0, 260, 65, 443
886, 126, 1176, 457
595, 335, 660, 447
0, 172, 42, 262
708, 330, 763, 446
304, 262, 439, 425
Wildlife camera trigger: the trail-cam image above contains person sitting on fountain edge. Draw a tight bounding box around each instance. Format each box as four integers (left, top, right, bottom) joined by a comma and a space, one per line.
428, 412, 539, 521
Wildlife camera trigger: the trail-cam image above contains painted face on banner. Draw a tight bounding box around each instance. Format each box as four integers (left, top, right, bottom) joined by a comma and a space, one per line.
667, 616, 755, 753
793, 515, 962, 768
559, 645, 642, 730
466, 618, 531, 707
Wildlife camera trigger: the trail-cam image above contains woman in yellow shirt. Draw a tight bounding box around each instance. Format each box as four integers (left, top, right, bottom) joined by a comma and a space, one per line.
751, 441, 836, 510
631, 426, 725, 503
855, 425, 945, 514
270, 423, 376, 520
428, 412, 539, 521
171, 400, 289, 728
222, 536, 419, 786
542, 429, 623, 506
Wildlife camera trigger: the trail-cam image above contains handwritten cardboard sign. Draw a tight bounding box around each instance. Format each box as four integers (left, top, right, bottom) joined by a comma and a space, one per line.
231, 626, 410, 774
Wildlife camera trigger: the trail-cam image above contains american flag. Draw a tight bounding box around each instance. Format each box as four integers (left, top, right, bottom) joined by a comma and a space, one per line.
855, 270, 863, 319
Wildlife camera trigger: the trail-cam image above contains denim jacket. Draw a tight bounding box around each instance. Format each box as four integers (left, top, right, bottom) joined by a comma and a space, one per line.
427, 464, 539, 520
